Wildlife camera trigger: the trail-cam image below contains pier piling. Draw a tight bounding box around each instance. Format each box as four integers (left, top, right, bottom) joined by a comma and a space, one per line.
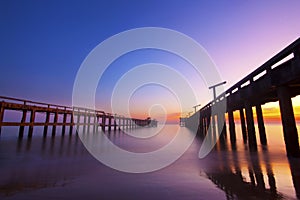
255, 104, 267, 145
277, 86, 300, 157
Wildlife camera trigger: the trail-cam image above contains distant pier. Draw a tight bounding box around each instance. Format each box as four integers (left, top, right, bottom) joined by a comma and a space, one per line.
0, 96, 157, 138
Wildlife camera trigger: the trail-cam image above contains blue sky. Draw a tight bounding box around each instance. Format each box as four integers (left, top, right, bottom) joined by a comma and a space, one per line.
1, 1, 300, 121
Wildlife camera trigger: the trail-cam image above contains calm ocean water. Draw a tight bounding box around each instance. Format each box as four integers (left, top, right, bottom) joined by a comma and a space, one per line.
0, 123, 299, 200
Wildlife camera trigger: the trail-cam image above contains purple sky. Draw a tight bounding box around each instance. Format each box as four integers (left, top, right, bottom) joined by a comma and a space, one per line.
1, 1, 300, 120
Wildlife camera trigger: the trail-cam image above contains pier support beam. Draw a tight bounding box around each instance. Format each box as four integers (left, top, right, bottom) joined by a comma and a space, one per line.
217, 112, 227, 148
19, 110, 27, 138
217, 112, 226, 138
228, 110, 236, 143
101, 115, 106, 132
123, 117, 125, 129
277, 86, 300, 157
239, 109, 248, 143
0, 103, 3, 135
288, 159, 300, 198
245, 102, 257, 150
114, 116, 117, 130
207, 114, 211, 135
203, 116, 207, 136
198, 116, 202, 135
62, 113, 67, 135
28, 110, 35, 138
69, 113, 74, 135
255, 104, 267, 145
52, 111, 58, 136
83, 112, 87, 133
43, 111, 50, 137
76, 113, 80, 132
108, 116, 112, 131
87, 113, 91, 133
211, 114, 216, 138
93, 115, 97, 133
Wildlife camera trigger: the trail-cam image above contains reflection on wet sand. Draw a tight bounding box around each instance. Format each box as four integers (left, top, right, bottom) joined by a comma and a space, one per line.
289, 158, 300, 199
0, 125, 299, 199
0, 133, 88, 196
202, 129, 300, 199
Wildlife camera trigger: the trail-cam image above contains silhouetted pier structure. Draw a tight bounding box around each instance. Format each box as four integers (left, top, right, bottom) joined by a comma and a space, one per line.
0, 96, 157, 138
186, 37, 300, 157
203, 130, 300, 199
179, 117, 186, 127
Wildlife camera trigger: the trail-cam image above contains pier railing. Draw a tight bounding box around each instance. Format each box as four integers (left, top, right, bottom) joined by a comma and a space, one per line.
202, 37, 300, 110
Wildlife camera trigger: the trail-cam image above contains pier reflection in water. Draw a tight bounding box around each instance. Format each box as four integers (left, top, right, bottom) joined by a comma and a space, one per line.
0, 124, 299, 200
201, 122, 300, 200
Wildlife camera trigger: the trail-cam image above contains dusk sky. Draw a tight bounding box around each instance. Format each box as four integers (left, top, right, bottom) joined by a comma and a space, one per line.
1, 1, 300, 122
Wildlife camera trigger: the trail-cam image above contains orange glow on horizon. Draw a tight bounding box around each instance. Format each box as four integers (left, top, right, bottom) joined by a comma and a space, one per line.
128, 112, 181, 124
167, 112, 182, 123
231, 96, 300, 123
130, 96, 300, 124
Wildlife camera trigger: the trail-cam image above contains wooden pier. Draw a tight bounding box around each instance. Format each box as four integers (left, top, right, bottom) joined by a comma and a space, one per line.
186, 37, 300, 157
0, 96, 157, 138
179, 117, 186, 127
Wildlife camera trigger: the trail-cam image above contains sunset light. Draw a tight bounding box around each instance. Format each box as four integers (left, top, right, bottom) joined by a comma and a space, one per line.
1, 1, 300, 199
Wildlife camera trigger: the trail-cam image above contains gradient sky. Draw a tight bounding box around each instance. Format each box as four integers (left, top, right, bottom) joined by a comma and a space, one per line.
1, 1, 300, 122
